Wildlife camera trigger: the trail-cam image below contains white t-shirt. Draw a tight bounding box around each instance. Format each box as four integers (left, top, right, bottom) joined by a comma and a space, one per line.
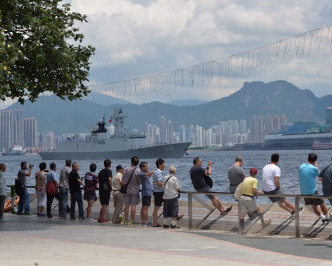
261, 164, 281, 192
162, 174, 181, 200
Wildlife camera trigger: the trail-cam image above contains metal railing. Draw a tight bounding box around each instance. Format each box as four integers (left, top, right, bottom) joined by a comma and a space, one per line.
6, 185, 332, 238
182, 190, 332, 238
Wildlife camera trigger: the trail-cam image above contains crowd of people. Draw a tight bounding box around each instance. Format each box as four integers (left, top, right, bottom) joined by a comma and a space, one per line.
0, 153, 331, 233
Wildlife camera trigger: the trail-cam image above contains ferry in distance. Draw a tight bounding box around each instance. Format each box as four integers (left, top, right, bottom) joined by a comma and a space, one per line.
39, 108, 191, 160
312, 140, 332, 150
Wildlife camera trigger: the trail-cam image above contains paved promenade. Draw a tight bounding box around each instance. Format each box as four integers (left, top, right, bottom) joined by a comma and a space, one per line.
0, 213, 332, 265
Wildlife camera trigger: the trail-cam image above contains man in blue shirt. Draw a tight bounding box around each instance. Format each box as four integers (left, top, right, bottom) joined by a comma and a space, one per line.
299, 153, 330, 223
46, 162, 59, 218
139, 162, 155, 226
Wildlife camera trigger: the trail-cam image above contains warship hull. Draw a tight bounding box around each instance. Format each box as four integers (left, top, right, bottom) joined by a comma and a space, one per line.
39, 142, 191, 160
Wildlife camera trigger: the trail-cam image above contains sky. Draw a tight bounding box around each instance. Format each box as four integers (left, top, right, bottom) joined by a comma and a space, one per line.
2, 0, 332, 108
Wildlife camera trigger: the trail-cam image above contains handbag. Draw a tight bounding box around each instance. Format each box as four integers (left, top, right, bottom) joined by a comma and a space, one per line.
120, 168, 137, 194
233, 182, 243, 201
46, 180, 58, 195
203, 174, 213, 188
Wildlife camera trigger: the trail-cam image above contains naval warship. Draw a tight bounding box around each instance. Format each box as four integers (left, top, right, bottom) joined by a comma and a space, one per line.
39, 109, 191, 160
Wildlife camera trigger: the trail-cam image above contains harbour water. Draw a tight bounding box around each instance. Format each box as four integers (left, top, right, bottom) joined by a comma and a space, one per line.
2, 149, 332, 203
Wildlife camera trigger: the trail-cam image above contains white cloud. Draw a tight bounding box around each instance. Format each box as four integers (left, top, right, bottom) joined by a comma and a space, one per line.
69, 0, 332, 103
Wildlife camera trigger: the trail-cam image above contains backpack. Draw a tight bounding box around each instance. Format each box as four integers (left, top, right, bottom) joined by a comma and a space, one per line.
15, 177, 25, 196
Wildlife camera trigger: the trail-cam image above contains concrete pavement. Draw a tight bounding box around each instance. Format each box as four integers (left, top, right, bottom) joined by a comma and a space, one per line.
0, 213, 331, 265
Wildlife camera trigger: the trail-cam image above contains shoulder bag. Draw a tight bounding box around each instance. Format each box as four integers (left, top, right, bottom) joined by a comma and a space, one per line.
203, 174, 213, 188
120, 168, 137, 194
46, 173, 58, 195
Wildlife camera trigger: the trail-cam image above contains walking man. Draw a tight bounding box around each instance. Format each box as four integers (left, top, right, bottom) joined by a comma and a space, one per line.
59, 160, 71, 219
112, 165, 124, 224
17, 162, 33, 215
69, 162, 85, 220
228, 156, 245, 193
239, 168, 271, 234
122, 156, 141, 225
190, 157, 232, 215
98, 159, 112, 223
262, 153, 301, 215
0, 163, 6, 220
319, 156, 332, 206
299, 153, 330, 223
139, 162, 155, 226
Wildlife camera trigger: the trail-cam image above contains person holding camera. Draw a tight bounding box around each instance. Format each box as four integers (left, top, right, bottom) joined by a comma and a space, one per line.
190, 157, 232, 216
17, 162, 33, 215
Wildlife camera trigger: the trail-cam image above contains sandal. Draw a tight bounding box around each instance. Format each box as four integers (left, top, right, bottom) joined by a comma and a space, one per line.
221, 206, 232, 216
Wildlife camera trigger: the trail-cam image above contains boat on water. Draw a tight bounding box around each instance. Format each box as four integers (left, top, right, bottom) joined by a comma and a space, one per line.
312, 140, 332, 150
2, 145, 25, 156
39, 108, 191, 160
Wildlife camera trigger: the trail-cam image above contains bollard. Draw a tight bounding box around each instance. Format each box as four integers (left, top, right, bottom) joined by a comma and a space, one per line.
11, 184, 16, 214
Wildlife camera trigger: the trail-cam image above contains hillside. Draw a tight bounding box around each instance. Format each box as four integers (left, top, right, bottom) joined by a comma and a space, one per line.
7, 80, 332, 134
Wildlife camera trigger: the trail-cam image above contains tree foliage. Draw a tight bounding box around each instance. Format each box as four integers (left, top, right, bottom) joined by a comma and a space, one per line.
0, 0, 95, 103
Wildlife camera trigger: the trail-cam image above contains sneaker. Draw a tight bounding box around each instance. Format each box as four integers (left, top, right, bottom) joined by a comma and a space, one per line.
163, 224, 169, 229
291, 207, 304, 216
47, 214, 53, 218
24, 213, 33, 216
17, 213, 24, 216
170, 225, 180, 229
88, 218, 95, 222
322, 217, 331, 223
40, 214, 46, 217
70, 217, 76, 221
37, 213, 41, 217
262, 219, 271, 228
78, 217, 85, 221
59, 216, 68, 220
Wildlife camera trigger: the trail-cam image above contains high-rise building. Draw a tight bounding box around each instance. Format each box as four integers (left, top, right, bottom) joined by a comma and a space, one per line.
23, 118, 38, 148
239, 120, 247, 133
0, 109, 24, 149
160, 116, 167, 142
167, 120, 173, 143
250, 115, 264, 143
326, 107, 332, 125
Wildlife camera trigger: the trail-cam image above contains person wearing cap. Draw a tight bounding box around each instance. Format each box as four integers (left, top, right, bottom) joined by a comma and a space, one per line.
111, 165, 124, 224
239, 168, 271, 234
262, 153, 301, 215
162, 166, 181, 229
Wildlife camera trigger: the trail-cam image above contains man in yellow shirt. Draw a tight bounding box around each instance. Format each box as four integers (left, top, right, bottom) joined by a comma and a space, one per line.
239, 168, 271, 234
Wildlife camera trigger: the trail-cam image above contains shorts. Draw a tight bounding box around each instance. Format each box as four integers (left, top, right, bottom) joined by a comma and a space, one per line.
163, 198, 179, 218
36, 191, 46, 207
263, 188, 286, 203
124, 193, 140, 206
99, 191, 110, 205
304, 192, 324, 206
197, 186, 214, 200
153, 192, 164, 207
239, 196, 258, 213
142, 196, 152, 207
84, 193, 97, 202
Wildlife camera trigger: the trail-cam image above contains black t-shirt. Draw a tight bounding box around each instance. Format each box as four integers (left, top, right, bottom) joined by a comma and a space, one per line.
320, 164, 332, 196
98, 168, 112, 193
69, 170, 81, 194
190, 166, 207, 190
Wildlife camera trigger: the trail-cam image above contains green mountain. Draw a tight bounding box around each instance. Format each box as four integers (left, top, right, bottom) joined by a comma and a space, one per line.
7, 80, 331, 134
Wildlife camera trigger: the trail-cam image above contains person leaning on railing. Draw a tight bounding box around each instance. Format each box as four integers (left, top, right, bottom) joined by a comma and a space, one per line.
190, 157, 232, 215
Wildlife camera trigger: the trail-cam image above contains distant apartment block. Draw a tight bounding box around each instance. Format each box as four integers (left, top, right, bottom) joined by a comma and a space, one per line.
23, 118, 38, 148
0, 109, 24, 149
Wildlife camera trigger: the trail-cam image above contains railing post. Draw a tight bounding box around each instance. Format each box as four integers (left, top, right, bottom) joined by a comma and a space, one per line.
295, 196, 300, 238
188, 192, 193, 229
238, 200, 241, 234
